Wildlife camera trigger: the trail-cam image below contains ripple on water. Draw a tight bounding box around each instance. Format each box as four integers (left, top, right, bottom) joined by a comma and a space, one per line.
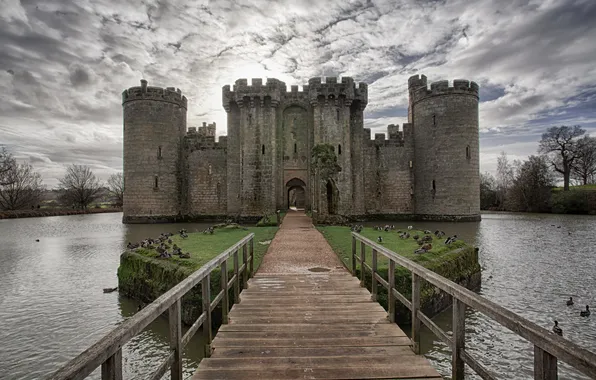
1, 212, 595, 379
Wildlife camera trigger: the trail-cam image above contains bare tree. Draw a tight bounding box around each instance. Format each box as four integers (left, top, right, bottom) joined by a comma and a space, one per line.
480, 172, 498, 210
571, 135, 596, 185
0, 162, 45, 210
58, 164, 102, 210
496, 151, 513, 210
107, 172, 124, 207
538, 125, 585, 191
0, 147, 16, 186
509, 155, 555, 212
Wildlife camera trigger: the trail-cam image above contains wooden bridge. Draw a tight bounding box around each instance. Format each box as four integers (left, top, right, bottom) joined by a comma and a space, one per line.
49, 213, 596, 380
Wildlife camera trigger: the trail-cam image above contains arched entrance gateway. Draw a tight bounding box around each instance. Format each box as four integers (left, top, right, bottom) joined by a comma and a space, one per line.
285, 178, 306, 210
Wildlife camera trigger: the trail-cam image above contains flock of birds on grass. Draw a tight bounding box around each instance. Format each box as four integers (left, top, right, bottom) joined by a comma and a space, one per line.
350, 224, 457, 254
552, 298, 590, 337
125, 229, 193, 259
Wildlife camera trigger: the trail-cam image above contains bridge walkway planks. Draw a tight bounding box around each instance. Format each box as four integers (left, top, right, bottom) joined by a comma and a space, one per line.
192, 271, 442, 380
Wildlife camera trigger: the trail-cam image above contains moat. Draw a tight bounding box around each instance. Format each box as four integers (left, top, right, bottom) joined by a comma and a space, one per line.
1, 212, 594, 379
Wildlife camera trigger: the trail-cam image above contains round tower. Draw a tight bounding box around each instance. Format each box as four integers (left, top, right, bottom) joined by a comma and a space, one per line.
409, 75, 480, 220
122, 79, 187, 222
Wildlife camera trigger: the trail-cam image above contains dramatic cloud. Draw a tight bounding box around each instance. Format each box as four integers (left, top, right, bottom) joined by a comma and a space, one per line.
1, 0, 595, 187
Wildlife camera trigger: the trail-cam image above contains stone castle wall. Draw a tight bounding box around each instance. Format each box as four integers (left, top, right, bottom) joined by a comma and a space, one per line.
122, 75, 480, 223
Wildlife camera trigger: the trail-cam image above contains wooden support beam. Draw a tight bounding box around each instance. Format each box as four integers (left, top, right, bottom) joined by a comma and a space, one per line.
360, 241, 366, 287
249, 238, 254, 278
411, 273, 421, 354
101, 348, 122, 380
452, 298, 466, 380
168, 299, 182, 380
221, 260, 229, 324
371, 249, 378, 302
351, 236, 357, 276
242, 245, 248, 290
233, 250, 240, 304
534, 346, 558, 380
388, 260, 396, 323
202, 276, 212, 358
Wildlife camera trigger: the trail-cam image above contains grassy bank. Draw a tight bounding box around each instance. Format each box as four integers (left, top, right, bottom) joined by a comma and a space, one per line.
0, 208, 122, 219
118, 225, 278, 325
128, 225, 278, 271
318, 226, 481, 323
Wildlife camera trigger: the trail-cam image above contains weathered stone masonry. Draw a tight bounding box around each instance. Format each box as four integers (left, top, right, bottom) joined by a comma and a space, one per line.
122, 74, 480, 223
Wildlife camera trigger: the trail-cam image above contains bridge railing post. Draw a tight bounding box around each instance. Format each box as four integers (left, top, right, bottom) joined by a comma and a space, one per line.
233, 249, 240, 303
371, 249, 378, 301
534, 346, 558, 379
411, 273, 421, 354
452, 298, 466, 380
388, 259, 396, 323
202, 275, 212, 358
360, 241, 366, 287
242, 244, 248, 289
101, 348, 122, 380
249, 238, 254, 278
169, 299, 182, 380
221, 259, 229, 324
351, 236, 356, 276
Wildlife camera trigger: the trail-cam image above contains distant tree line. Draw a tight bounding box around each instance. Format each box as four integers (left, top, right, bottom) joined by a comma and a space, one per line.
0, 148, 124, 211
481, 126, 596, 214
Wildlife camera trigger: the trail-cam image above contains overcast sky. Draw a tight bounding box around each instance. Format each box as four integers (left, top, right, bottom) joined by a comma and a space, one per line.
1, 0, 595, 188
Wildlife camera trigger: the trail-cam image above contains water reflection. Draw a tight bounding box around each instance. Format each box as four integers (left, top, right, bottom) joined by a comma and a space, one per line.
1, 212, 595, 379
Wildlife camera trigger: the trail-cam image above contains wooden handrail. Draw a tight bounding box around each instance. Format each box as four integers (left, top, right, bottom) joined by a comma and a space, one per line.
48, 233, 255, 380
351, 232, 596, 380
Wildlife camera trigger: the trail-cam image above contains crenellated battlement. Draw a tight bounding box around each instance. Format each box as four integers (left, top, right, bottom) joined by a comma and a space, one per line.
307, 77, 368, 106
223, 78, 288, 110
410, 78, 479, 104
122, 80, 187, 108
364, 123, 413, 147
408, 74, 428, 90
184, 129, 227, 151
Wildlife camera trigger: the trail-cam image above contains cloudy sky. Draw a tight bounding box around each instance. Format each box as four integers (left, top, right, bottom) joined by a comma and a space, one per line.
1, 0, 595, 187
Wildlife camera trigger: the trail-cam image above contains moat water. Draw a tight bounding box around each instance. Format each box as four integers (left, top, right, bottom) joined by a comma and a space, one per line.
0, 212, 594, 379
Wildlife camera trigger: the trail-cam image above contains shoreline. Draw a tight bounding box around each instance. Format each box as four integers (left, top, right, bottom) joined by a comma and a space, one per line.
0, 208, 122, 220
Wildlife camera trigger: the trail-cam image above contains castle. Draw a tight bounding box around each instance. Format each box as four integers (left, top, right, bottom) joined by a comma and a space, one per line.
122, 74, 480, 223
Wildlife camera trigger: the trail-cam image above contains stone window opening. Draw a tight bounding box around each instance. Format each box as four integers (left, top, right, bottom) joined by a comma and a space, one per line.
336, 109, 340, 121
157, 146, 162, 159
154, 175, 159, 189
431, 180, 436, 197
338, 144, 342, 155
433, 114, 436, 126
294, 143, 297, 154
262, 145, 265, 155
208, 164, 212, 175
466, 145, 471, 159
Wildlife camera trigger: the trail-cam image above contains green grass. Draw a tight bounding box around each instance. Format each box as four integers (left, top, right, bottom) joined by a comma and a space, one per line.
317, 226, 467, 271
553, 184, 596, 191
133, 226, 278, 271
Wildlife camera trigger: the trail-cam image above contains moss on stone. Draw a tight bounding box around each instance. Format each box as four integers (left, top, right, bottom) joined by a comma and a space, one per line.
318, 226, 481, 323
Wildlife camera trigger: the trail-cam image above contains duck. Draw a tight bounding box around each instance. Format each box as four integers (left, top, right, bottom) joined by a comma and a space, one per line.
566, 297, 573, 306
103, 287, 118, 293
377, 236, 383, 243
552, 320, 562, 336
35, 239, 40, 242
580, 305, 590, 317
407, 225, 413, 230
